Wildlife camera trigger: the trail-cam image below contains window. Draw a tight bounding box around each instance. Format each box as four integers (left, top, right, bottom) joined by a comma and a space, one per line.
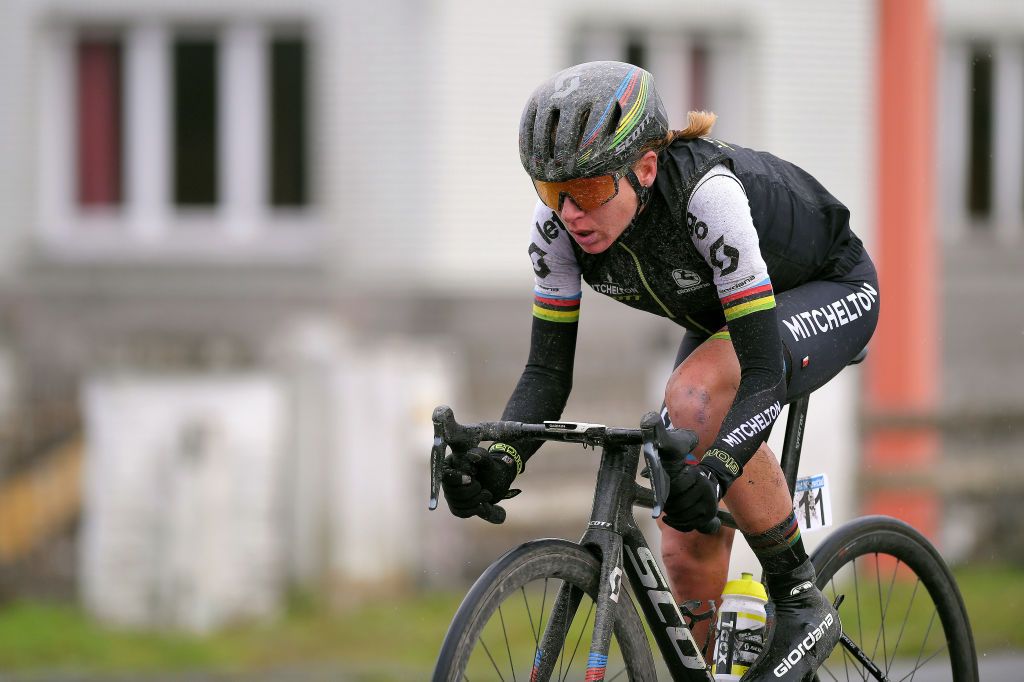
173, 37, 219, 206
967, 47, 993, 220
268, 35, 308, 207
43, 21, 317, 259
76, 37, 123, 207
938, 38, 1024, 241
689, 42, 709, 111
624, 36, 646, 72
570, 27, 749, 143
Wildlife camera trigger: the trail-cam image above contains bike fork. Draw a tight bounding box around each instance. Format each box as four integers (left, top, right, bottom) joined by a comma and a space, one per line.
531, 530, 623, 682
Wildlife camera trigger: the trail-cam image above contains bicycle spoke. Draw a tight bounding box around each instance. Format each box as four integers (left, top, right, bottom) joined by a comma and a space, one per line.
827, 567, 868, 682
872, 552, 888, 663
522, 585, 541, 675
560, 598, 594, 682
497, 605, 517, 682
818, 659, 841, 681
827, 575, 854, 682
840, 639, 868, 682
904, 607, 940, 681
479, 636, 507, 682
887, 574, 921, 673
896, 638, 947, 682
523, 586, 539, 648
874, 554, 899, 674
853, 554, 864, 659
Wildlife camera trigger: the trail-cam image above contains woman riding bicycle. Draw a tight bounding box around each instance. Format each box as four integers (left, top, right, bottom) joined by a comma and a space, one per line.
441, 61, 879, 680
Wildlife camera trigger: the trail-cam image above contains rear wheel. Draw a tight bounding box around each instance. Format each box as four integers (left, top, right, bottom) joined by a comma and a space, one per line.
811, 516, 978, 681
433, 538, 657, 681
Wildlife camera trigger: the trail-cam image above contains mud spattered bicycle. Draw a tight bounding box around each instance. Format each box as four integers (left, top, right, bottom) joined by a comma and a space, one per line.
428, 355, 978, 681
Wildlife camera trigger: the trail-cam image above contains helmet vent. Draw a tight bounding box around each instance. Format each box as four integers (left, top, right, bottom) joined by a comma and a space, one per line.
524, 103, 538, 153
546, 108, 561, 161
576, 106, 592, 148
606, 103, 622, 139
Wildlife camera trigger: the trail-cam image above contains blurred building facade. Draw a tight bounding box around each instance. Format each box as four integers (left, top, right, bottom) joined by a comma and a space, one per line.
0, 0, 1020, 621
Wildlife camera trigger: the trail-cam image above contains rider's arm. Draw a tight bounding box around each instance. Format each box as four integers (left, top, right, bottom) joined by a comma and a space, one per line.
686, 166, 787, 488
496, 203, 584, 471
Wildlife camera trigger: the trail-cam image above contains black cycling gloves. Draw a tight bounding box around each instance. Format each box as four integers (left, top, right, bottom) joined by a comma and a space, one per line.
662, 457, 724, 533
441, 444, 521, 523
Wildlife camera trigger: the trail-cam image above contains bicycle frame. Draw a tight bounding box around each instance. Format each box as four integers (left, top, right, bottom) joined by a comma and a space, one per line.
431, 346, 877, 680
531, 397, 817, 681
529, 439, 713, 681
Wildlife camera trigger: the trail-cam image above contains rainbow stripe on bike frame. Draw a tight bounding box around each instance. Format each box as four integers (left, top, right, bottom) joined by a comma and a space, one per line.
530, 649, 543, 682
585, 651, 608, 680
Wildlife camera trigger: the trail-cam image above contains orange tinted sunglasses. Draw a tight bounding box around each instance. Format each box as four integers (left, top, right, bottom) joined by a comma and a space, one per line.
532, 167, 628, 213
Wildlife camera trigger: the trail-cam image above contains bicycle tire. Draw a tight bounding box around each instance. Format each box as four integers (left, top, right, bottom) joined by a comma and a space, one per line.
433, 538, 658, 682
810, 515, 978, 681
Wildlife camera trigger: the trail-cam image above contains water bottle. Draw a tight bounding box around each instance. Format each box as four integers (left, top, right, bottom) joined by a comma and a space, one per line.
712, 572, 768, 680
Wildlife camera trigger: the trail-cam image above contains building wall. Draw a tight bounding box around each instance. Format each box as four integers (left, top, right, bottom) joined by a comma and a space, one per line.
934, 0, 1024, 561
936, 0, 1024, 412
1, 0, 887, 587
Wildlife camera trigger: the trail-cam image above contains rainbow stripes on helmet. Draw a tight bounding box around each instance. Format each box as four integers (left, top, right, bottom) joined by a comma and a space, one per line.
577, 68, 652, 167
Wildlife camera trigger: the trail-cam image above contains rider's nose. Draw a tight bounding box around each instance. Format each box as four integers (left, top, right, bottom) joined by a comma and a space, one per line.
560, 197, 586, 220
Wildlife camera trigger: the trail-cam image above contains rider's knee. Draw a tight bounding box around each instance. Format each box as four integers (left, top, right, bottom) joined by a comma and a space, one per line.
663, 368, 734, 441
659, 521, 733, 574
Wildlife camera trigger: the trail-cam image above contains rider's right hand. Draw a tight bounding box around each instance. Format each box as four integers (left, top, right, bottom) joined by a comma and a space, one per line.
441, 446, 519, 523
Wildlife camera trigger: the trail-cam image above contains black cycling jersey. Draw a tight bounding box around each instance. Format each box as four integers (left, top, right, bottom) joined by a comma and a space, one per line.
502, 137, 875, 485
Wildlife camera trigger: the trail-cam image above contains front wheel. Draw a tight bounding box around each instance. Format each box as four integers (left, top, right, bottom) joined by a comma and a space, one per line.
433, 538, 657, 681
811, 515, 978, 681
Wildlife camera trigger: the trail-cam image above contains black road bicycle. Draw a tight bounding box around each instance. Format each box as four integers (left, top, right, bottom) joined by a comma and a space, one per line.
428, 351, 978, 681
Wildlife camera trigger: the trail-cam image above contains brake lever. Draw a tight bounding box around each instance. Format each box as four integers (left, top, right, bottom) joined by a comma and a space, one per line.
429, 405, 454, 510
640, 412, 671, 518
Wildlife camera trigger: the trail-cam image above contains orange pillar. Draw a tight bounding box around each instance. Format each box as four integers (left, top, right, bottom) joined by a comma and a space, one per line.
865, 0, 939, 539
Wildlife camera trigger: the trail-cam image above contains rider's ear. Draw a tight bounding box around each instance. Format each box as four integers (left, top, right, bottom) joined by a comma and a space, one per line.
634, 151, 659, 188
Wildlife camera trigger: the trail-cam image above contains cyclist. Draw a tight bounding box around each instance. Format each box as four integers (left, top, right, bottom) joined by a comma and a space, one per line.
441, 61, 878, 680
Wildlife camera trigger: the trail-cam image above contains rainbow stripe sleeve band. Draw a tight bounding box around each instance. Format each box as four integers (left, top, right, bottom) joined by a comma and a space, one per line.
720, 277, 775, 321
533, 289, 581, 323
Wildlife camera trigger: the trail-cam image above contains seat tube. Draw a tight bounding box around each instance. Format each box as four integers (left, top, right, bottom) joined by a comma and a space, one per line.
780, 395, 810, 497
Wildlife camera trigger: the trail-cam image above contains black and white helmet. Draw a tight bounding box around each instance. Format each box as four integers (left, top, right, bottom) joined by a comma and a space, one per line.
519, 61, 669, 182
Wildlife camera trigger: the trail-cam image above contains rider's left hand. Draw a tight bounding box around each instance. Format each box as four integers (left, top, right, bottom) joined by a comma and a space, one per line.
662, 463, 723, 533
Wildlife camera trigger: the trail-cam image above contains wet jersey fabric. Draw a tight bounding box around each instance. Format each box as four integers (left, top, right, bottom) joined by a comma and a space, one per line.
529, 137, 863, 334
664, 253, 879, 440
502, 137, 873, 477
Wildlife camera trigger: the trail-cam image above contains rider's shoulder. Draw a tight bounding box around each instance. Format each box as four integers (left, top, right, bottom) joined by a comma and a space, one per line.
690, 164, 747, 205
529, 201, 573, 247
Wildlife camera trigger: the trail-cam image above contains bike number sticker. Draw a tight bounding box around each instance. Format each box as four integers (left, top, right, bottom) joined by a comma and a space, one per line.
793, 473, 832, 532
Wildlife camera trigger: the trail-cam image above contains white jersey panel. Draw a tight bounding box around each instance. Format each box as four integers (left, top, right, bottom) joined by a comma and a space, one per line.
528, 201, 582, 323
685, 164, 771, 300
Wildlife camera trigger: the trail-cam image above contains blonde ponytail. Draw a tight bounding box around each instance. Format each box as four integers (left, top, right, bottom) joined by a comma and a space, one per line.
641, 110, 720, 154
663, 110, 718, 145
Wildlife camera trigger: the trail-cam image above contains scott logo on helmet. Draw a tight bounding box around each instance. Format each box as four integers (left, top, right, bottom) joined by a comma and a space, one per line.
613, 114, 653, 155
550, 72, 581, 100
